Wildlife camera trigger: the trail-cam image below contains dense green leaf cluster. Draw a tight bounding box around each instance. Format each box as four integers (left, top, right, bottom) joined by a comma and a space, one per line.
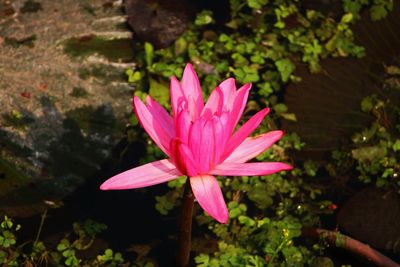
127, 0, 381, 106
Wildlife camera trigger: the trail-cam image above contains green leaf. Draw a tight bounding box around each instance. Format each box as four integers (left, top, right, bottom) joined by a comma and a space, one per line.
341, 13, 353, 23
342, 0, 367, 16
392, 140, 400, 151
155, 195, 175, 215
275, 58, 295, 82
0, 251, 7, 264
65, 255, 78, 266
361, 95, 376, 112
233, 66, 260, 83
228, 201, 247, 218
126, 69, 142, 83
195, 10, 214, 26
304, 160, 319, 177
175, 37, 187, 56
370, 3, 392, 21
238, 215, 256, 227
274, 103, 288, 114
351, 146, 387, 162
250, 53, 265, 64
195, 254, 210, 267
167, 176, 186, 188
57, 239, 70, 251
144, 42, 154, 66
280, 113, 297, 121
149, 79, 170, 107
247, 0, 268, 9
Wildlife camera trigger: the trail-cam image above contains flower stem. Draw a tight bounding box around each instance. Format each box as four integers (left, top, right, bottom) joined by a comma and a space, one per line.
176, 178, 195, 267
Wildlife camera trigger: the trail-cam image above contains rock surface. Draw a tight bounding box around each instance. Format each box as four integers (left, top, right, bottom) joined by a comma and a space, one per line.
0, 0, 135, 217
338, 187, 400, 252
124, 0, 192, 48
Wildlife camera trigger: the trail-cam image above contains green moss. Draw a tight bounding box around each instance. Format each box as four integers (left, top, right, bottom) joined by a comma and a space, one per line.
70, 87, 89, 98
63, 35, 134, 62
5, 35, 37, 48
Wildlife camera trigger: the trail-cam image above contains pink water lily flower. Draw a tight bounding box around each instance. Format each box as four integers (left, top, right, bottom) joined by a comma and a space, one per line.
100, 63, 292, 223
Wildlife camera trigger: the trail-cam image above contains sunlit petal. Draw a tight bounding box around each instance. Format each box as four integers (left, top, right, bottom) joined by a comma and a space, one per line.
202, 86, 223, 117
188, 117, 205, 163
175, 108, 191, 143
198, 119, 215, 172
224, 131, 284, 163
222, 108, 270, 160
100, 159, 181, 190
226, 83, 251, 134
170, 76, 186, 117
211, 116, 226, 165
190, 175, 228, 223
181, 64, 204, 119
218, 78, 236, 110
146, 96, 174, 138
134, 97, 173, 156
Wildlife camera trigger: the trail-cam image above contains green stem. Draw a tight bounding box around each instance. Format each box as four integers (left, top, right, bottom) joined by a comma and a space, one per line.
34, 208, 47, 246
176, 178, 195, 267
267, 239, 286, 267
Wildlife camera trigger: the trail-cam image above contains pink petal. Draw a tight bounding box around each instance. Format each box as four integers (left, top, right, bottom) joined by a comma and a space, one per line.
190, 175, 228, 223
100, 159, 181, 190
224, 131, 284, 163
187, 96, 201, 121
188, 117, 215, 173
218, 78, 236, 110
170, 139, 199, 176
222, 108, 270, 160
178, 142, 200, 176
134, 97, 173, 156
188, 117, 205, 162
175, 108, 191, 144
201, 86, 223, 117
198, 119, 215, 173
170, 76, 186, 117
211, 116, 226, 165
181, 64, 204, 120
146, 96, 174, 138
211, 162, 293, 176
169, 139, 187, 175
226, 83, 251, 134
